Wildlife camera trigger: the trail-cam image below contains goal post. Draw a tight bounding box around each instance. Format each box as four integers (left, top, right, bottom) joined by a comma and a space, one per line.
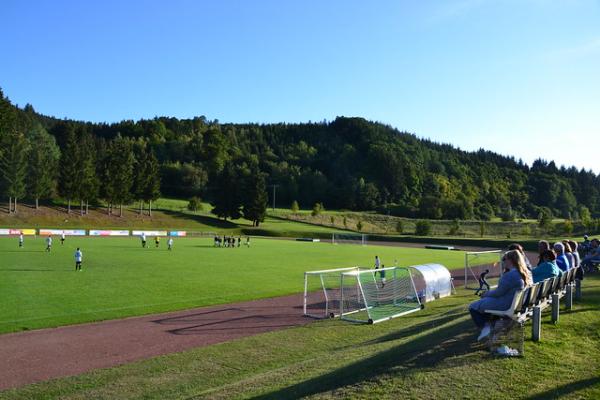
303, 267, 361, 318
464, 250, 503, 289
331, 233, 367, 246
340, 267, 422, 324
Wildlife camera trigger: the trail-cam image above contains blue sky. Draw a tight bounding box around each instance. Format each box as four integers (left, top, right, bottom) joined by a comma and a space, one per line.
1, 0, 599, 173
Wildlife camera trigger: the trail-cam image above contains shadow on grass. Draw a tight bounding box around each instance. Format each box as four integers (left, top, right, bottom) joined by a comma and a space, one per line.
361, 307, 467, 347
164, 315, 301, 335
1, 269, 59, 272
250, 317, 477, 399
152, 308, 243, 325
160, 209, 239, 229
0, 250, 45, 253
525, 376, 600, 400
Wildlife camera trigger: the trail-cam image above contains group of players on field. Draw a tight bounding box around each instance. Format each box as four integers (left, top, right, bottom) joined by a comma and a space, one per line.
214, 235, 250, 248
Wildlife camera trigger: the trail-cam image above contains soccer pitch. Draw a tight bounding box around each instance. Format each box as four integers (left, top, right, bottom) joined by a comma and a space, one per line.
0, 237, 466, 334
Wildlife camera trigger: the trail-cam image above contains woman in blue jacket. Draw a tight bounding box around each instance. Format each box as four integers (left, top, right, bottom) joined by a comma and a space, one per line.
469, 249, 533, 341
532, 249, 561, 283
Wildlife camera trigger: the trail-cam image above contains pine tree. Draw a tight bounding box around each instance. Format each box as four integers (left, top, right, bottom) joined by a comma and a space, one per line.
106, 136, 134, 217
58, 125, 80, 213
143, 149, 161, 216
211, 161, 242, 220
0, 131, 29, 213
26, 124, 60, 209
242, 167, 268, 227
132, 146, 148, 215
77, 132, 99, 215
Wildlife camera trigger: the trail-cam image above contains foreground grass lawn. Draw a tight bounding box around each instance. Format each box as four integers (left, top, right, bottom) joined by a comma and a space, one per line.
0, 237, 467, 334
2, 275, 598, 399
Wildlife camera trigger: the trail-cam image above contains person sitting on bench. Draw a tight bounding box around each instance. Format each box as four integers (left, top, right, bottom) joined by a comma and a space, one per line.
532, 249, 562, 283
469, 250, 532, 342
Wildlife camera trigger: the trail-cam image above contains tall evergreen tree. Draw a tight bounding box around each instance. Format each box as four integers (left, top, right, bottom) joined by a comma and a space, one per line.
26, 124, 60, 209
0, 131, 29, 213
211, 161, 242, 220
132, 145, 148, 215
77, 132, 99, 215
105, 136, 134, 217
242, 166, 268, 226
58, 124, 80, 213
143, 149, 161, 216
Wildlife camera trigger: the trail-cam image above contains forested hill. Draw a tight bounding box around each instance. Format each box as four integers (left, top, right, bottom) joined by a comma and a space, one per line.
0, 88, 599, 222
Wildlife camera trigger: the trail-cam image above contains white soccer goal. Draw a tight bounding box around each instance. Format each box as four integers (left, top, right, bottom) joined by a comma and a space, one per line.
303, 267, 361, 318
331, 233, 367, 246
464, 250, 503, 289
340, 267, 423, 324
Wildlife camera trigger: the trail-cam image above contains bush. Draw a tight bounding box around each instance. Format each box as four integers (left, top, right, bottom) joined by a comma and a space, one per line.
187, 197, 203, 212
396, 220, 404, 234
415, 220, 432, 236
311, 202, 324, 216
357, 220, 363, 232
448, 219, 461, 235
291, 200, 299, 213
557, 220, 574, 235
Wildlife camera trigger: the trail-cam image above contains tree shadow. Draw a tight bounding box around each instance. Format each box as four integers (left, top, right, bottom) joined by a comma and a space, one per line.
524, 376, 600, 400
160, 209, 239, 229
360, 307, 467, 347
250, 317, 477, 399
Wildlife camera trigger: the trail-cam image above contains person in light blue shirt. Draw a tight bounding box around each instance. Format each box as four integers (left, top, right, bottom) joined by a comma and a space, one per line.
469, 250, 533, 341
532, 249, 562, 283
74, 248, 83, 271
554, 242, 570, 272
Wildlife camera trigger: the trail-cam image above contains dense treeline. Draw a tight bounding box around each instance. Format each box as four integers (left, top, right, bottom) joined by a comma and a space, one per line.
1, 88, 599, 226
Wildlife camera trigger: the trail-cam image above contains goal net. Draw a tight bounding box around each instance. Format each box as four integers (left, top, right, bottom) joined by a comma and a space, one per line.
303, 267, 361, 318
340, 267, 422, 324
332, 233, 367, 245
464, 250, 503, 290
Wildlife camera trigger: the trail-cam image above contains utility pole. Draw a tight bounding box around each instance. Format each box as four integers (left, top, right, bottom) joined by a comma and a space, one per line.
269, 184, 279, 211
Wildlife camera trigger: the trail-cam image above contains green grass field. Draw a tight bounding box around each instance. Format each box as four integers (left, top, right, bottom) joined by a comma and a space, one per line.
2, 275, 598, 399
0, 236, 468, 334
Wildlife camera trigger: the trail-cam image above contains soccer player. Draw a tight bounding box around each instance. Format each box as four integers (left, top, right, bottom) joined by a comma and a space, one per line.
45, 235, 52, 252
60, 231, 66, 245
374, 255, 381, 269
18, 233, 24, 248
74, 247, 83, 271
141, 233, 147, 248
155, 236, 160, 248
168, 237, 173, 251
475, 269, 490, 295
246, 236, 250, 247
237, 236, 241, 247
378, 264, 386, 288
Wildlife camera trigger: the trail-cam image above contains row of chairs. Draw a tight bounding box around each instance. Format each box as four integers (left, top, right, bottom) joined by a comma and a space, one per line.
485, 267, 580, 342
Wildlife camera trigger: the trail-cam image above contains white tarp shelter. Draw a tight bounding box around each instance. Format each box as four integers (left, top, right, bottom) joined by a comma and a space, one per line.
409, 263, 453, 302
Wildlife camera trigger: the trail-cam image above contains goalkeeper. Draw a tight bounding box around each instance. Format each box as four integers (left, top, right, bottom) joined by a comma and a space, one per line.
374, 263, 386, 288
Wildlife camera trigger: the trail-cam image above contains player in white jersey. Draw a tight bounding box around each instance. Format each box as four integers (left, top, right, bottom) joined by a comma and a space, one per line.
45, 236, 53, 252
74, 247, 83, 271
